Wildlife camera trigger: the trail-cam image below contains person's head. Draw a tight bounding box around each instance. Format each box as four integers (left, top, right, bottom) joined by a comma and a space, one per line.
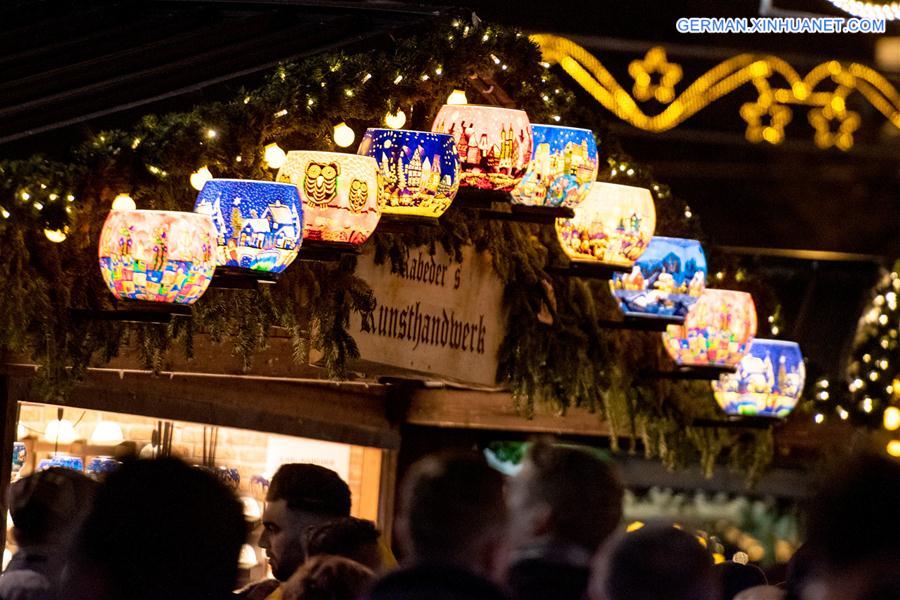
260, 463, 351, 581
506, 441, 623, 554
590, 526, 720, 600
281, 555, 374, 600
306, 517, 383, 572
716, 561, 767, 600
70, 458, 245, 600
8, 467, 97, 550
397, 451, 506, 577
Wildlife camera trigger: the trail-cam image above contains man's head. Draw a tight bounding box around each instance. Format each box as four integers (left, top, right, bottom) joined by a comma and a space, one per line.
8, 467, 97, 549
590, 526, 719, 600
397, 451, 506, 577
506, 442, 623, 554
306, 517, 383, 572
260, 463, 351, 581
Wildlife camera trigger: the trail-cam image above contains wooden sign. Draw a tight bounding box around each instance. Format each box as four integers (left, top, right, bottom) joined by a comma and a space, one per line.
349, 245, 506, 386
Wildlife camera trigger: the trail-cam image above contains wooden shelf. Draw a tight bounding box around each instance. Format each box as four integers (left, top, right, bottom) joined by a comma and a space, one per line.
210, 267, 280, 290
70, 300, 191, 324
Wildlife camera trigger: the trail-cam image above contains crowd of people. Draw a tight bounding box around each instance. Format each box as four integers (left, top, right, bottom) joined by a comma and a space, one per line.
0, 441, 898, 600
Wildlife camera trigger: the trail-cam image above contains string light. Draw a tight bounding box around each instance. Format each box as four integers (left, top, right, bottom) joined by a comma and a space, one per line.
814, 413, 825, 424
190, 166, 213, 191
20, 191, 30, 201
333, 122, 355, 148
33, 202, 43, 211
0, 207, 8, 219
837, 406, 849, 420
112, 194, 136, 211
206, 128, 218, 139
44, 228, 67, 243
264, 143, 286, 169
884, 406, 900, 431
447, 89, 468, 105
888, 440, 900, 458
384, 109, 407, 129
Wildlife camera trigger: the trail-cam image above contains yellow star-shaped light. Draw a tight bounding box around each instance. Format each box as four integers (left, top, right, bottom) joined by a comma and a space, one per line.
628, 47, 683, 104
740, 99, 792, 145
808, 104, 860, 151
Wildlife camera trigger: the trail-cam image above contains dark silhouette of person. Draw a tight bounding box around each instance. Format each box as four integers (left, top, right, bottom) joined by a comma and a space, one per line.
305, 517, 384, 573
505, 442, 623, 600
280, 555, 374, 600
715, 561, 768, 600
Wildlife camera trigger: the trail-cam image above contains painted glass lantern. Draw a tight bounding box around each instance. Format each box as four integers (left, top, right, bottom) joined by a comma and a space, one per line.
98, 210, 216, 304
556, 181, 656, 266
610, 237, 707, 321
431, 104, 532, 191
662, 289, 757, 368
357, 129, 460, 218
712, 339, 806, 418
194, 179, 303, 273
511, 124, 599, 207
276, 151, 380, 245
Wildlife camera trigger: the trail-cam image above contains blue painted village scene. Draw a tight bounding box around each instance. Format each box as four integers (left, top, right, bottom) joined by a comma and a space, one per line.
511, 125, 599, 207
712, 340, 807, 418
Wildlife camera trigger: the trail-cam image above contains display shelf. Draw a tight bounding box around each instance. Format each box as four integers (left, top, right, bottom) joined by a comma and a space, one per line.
453, 187, 513, 209
296, 240, 361, 262
375, 214, 442, 234
641, 364, 737, 381
479, 204, 575, 225
598, 314, 684, 332
546, 260, 631, 280
70, 300, 191, 324
210, 267, 280, 290
690, 415, 783, 429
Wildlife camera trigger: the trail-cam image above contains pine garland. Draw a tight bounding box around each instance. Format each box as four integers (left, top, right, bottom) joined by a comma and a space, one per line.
0, 15, 779, 478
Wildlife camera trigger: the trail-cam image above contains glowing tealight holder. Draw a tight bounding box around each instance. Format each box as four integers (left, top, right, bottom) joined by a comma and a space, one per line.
556, 181, 656, 266
358, 128, 460, 218
662, 289, 757, 368
98, 210, 216, 304
276, 151, 380, 246
712, 339, 805, 418
431, 104, 532, 192
511, 124, 598, 208
610, 237, 707, 322
194, 179, 303, 273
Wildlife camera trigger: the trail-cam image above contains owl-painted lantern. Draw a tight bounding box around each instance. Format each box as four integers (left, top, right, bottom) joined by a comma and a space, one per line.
276, 151, 380, 246
431, 104, 532, 192
712, 339, 806, 418
193, 179, 303, 273
556, 181, 656, 267
610, 237, 707, 322
357, 128, 460, 218
511, 124, 599, 208
662, 289, 757, 369
98, 210, 216, 304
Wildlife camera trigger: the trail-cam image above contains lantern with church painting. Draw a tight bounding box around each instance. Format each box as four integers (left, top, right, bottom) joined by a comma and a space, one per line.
357, 129, 460, 219
194, 179, 303, 273
556, 181, 656, 268
610, 237, 707, 323
511, 125, 598, 208
712, 339, 806, 418
431, 104, 532, 192
662, 289, 757, 369
276, 151, 380, 247
98, 210, 216, 304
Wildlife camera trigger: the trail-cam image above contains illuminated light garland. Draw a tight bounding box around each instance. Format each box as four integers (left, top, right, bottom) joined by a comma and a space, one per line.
530, 34, 900, 150
827, 0, 900, 20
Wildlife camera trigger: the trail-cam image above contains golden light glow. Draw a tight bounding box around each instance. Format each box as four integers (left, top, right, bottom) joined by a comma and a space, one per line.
884, 406, 900, 431
384, 109, 407, 129
626, 521, 645, 532
333, 122, 356, 148
190, 166, 213, 191
827, 0, 899, 20
263, 143, 287, 169
531, 34, 900, 151
446, 89, 468, 105
887, 439, 900, 457
44, 228, 67, 243
112, 193, 136, 211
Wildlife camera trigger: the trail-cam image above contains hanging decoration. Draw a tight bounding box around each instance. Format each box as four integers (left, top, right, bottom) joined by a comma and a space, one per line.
432, 104, 532, 191
98, 210, 216, 304
357, 128, 460, 219
194, 179, 303, 273
712, 339, 806, 418
663, 289, 757, 368
555, 181, 655, 266
276, 151, 380, 246
511, 124, 599, 207
610, 236, 706, 322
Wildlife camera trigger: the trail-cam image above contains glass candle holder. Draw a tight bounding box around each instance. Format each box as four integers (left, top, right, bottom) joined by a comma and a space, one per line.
358, 128, 460, 218
556, 181, 656, 266
662, 289, 757, 368
511, 124, 598, 207
712, 339, 805, 418
610, 236, 707, 321
276, 151, 380, 245
431, 104, 532, 191
194, 179, 303, 273
98, 210, 216, 304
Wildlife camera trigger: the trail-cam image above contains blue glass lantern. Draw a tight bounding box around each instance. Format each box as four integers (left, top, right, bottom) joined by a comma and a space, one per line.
610, 236, 707, 322
712, 339, 806, 418
194, 179, 303, 273
357, 128, 460, 218
511, 124, 599, 208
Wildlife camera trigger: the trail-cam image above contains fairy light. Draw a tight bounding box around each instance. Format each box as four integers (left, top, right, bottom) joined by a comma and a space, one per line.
362, 73, 372, 83
66, 194, 75, 202
44, 228, 67, 243
20, 191, 30, 201
384, 109, 407, 129
333, 122, 355, 148
48, 194, 58, 201
393, 75, 403, 85
1, 208, 9, 219
814, 413, 825, 424
684, 206, 693, 219
837, 406, 849, 420
887, 440, 900, 457
190, 166, 213, 191
112, 194, 136, 211
447, 89, 468, 105
33, 202, 44, 211
206, 128, 218, 139
263, 143, 286, 170
884, 406, 900, 431
274, 109, 288, 118
862, 397, 874, 413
